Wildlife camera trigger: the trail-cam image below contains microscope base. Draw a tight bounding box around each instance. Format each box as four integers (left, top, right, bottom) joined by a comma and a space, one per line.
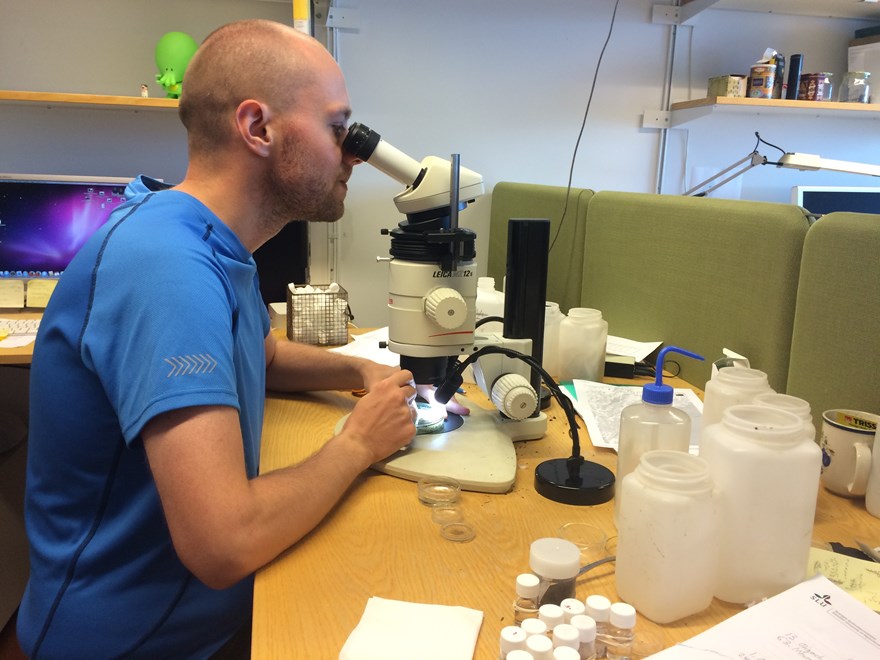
340, 397, 547, 493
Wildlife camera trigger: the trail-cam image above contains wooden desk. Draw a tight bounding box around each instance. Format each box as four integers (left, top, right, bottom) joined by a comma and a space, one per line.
0, 311, 41, 365
253, 376, 879, 658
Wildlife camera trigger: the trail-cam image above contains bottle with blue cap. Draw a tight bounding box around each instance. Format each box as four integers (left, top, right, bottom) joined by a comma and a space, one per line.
614, 345, 703, 522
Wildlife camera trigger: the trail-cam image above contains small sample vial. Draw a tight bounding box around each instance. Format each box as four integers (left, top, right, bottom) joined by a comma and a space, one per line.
552, 622, 580, 650
507, 650, 536, 660
514, 573, 541, 625
569, 614, 597, 660
538, 603, 565, 632
584, 595, 611, 658
520, 617, 549, 638
553, 646, 581, 660
499, 625, 528, 659
560, 597, 586, 623
526, 633, 554, 660
604, 602, 637, 660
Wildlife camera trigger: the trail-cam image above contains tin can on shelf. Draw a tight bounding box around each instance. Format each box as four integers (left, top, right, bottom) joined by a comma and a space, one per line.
747, 64, 775, 99
797, 73, 834, 101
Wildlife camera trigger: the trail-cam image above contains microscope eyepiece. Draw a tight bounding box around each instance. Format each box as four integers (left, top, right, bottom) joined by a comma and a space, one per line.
343, 123, 381, 161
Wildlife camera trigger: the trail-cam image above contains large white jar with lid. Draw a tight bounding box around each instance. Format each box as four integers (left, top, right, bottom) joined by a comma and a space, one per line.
700, 404, 821, 605
475, 276, 504, 334
556, 308, 607, 382
615, 450, 719, 623
542, 301, 566, 379
701, 366, 774, 429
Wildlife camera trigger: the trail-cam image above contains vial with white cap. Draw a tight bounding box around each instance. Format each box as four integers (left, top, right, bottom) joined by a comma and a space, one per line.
584, 595, 610, 658
529, 538, 581, 605
569, 614, 597, 660
553, 646, 581, 660
499, 625, 528, 659
615, 345, 704, 522
559, 597, 586, 623
507, 650, 536, 660
538, 603, 565, 632
526, 633, 554, 660
520, 617, 549, 638
603, 602, 637, 660
552, 622, 580, 650
514, 573, 541, 625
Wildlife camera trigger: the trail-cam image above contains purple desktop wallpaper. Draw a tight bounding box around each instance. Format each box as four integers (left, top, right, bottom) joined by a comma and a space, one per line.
0, 180, 127, 274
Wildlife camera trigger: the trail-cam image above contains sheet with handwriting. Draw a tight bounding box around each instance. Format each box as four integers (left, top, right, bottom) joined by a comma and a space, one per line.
648, 574, 880, 659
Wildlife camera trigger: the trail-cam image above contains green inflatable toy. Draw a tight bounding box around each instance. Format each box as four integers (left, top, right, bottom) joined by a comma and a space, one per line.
155, 31, 198, 99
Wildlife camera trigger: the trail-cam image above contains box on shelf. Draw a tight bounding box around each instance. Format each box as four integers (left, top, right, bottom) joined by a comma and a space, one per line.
286, 283, 351, 346
707, 74, 748, 98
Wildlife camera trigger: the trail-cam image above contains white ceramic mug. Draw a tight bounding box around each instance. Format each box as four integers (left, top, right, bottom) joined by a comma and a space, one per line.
865, 428, 880, 517
820, 409, 880, 497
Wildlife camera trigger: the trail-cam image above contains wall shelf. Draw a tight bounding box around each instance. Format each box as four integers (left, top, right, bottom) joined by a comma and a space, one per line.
0, 90, 178, 111
670, 96, 880, 126
681, 0, 880, 22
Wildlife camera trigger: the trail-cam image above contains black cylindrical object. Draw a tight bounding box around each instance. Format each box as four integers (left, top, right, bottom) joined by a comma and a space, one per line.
503, 218, 550, 398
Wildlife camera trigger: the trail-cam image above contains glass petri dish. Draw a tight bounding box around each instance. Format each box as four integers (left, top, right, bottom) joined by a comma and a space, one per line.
440, 521, 475, 542
417, 475, 461, 506
431, 505, 464, 525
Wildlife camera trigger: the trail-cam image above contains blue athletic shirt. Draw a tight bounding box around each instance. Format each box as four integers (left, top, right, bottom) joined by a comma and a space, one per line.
18, 176, 270, 658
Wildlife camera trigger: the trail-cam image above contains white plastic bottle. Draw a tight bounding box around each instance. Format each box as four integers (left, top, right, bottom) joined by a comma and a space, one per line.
475, 276, 505, 334
556, 308, 608, 382
499, 625, 528, 659
753, 392, 816, 443
614, 346, 703, 522
700, 404, 822, 605
701, 366, 774, 429
543, 302, 566, 378
529, 538, 581, 606
615, 450, 719, 623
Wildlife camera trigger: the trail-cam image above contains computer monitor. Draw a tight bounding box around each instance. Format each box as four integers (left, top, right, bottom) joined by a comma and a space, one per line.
791, 185, 880, 218
0, 173, 132, 277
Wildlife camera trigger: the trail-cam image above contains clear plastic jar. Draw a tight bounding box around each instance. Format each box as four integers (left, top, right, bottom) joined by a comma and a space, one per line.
838, 71, 871, 103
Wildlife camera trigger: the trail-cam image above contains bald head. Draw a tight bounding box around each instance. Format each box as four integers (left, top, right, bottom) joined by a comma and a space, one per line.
178, 20, 333, 154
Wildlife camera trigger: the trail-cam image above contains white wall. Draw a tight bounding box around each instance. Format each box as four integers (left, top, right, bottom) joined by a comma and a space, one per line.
1, 1, 877, 327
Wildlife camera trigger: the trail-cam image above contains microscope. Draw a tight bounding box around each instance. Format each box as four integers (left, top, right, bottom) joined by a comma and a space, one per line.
342, 123, 548, 493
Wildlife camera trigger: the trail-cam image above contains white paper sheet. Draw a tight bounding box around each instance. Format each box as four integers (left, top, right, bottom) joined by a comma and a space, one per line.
648, 574, 880, 659
605, 336, 662, 362
329, 327, 400, 367
565, 379, 704, 453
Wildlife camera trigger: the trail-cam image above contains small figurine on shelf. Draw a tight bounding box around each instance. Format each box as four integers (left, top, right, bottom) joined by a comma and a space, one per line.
140, 84, 149, 98
154, 31, 198, 99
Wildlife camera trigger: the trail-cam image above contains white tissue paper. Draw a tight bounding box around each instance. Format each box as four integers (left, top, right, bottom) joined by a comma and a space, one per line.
339, 596, 483, 660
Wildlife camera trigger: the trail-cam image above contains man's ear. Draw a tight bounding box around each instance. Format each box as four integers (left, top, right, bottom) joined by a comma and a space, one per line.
234, 99, 273, 157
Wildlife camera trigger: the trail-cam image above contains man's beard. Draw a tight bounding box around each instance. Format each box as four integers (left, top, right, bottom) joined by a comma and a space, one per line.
261, 146, 348, 236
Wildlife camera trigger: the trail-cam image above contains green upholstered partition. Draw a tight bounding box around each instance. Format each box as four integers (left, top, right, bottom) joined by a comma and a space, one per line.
487, 182, 593, 314
581, 192, 812, 391
786, 212, 880, 431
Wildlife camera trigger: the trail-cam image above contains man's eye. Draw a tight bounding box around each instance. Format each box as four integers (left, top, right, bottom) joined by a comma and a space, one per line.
332, 124, 348, 141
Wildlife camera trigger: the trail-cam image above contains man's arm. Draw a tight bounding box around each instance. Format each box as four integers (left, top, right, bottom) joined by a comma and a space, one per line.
264, 331, 395, 393
142, 369, 416, 590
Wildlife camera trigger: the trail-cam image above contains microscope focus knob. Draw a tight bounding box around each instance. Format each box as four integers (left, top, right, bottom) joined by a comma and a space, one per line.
424, 287, 467, 330
491, 374, 538, 421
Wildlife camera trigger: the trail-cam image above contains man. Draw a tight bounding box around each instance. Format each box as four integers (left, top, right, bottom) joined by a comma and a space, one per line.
18, 19, 432, 658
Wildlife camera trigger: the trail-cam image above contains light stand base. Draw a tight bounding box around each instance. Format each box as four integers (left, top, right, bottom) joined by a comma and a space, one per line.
534, 457, 615, 506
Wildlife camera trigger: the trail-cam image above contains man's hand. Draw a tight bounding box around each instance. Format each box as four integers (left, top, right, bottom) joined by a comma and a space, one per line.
340, 369, 418, 466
